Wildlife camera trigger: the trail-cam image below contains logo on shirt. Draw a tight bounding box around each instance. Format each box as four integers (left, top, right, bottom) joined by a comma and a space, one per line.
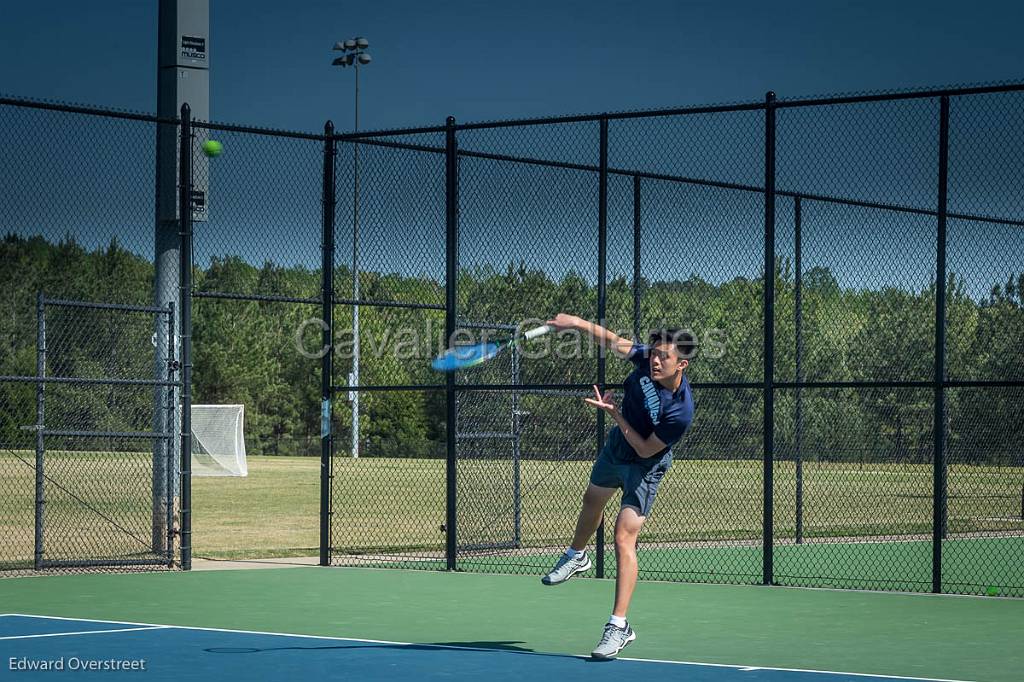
639, 376, 661, 425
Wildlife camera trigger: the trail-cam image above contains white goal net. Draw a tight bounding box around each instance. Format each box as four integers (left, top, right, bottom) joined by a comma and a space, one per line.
190, 404, 248, 477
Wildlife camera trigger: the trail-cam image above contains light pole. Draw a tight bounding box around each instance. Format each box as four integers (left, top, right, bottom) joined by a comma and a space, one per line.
333, 37, 371, 459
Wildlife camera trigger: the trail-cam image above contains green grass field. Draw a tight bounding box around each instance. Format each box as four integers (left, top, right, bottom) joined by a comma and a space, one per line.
3, 452, 1023, 594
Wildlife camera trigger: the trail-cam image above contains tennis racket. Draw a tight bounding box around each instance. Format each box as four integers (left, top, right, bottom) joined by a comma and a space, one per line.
431, 324, 554, 372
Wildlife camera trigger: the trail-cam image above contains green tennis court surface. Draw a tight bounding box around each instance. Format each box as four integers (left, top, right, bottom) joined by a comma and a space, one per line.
2, 567, 1022, 681
452, 537, 1024, 594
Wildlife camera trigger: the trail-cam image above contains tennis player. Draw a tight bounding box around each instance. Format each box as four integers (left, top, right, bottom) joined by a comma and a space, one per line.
540, 313, 695, 660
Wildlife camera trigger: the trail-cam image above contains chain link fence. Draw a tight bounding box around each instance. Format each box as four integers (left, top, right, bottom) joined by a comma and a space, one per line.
416, 85, 1020, 596
0, 99, 179, 575
327, 132, 448, 569
2, 83, 1022, 595
0, 296, 177, 574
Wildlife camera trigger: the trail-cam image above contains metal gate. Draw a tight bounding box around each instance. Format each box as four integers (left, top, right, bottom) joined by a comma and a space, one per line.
28, 295, 178, 570
455, 322, 523, 552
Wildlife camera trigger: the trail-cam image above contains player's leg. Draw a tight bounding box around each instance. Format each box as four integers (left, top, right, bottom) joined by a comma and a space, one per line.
570, 483, 617, 551
542, 442, 623, 587
611, 505, 645, 618
591, 462, 667, 659
590, 505, 644, 659
541, 483, 616, 585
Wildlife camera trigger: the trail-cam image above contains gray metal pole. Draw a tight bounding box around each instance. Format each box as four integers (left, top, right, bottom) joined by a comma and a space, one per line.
34, 292, 46, 570
932, 95, 950, 593
351, 61, 361, 459
763, 91, 777, 586
156, 0, 209, 556
444, 115, 459, 570
795, 196, 804, 545
321, 120, 337, 565
633, 175, 641, 342
178, 103, 194, 571
153, 183, 176, 555
512, 344, 522, 548
151, 297, 172, 555
595, 117, 609, 579
165, 301, 176, 566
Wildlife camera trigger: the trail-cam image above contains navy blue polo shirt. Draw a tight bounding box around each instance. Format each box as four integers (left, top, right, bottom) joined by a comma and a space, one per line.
609, 343, 694, 464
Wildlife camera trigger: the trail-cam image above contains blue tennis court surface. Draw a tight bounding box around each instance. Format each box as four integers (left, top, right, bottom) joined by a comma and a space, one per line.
0, 614, 968, 682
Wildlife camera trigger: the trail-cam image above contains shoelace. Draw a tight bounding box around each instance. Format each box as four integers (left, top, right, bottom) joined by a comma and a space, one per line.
599, 624, 622, 645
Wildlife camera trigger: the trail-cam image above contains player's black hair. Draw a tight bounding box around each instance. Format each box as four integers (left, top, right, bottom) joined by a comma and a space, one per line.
648, 328, 697, 361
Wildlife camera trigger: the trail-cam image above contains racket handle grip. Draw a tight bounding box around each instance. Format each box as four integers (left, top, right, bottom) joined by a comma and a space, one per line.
523, 324, 554, 341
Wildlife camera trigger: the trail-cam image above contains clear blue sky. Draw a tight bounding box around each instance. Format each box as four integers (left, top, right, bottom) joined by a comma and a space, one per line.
1, 0, 1021, 303
1, 0, 1022, 132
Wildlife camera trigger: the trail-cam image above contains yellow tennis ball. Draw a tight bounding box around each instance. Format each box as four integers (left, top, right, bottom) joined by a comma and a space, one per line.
202, 140, 223, 157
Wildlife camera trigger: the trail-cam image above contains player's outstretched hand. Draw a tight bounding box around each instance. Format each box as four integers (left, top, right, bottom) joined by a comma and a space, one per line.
584, 384, 619, 416
545, 313, 580, 332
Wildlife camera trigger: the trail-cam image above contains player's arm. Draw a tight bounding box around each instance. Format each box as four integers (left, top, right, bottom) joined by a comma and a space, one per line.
545, 313, 635, 358
584, 386, 667, 459
613, 413, 668, 459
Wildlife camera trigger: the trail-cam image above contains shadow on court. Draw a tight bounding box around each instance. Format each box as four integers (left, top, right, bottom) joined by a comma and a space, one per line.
198, 639, 644, 660
205, 641, 542, 655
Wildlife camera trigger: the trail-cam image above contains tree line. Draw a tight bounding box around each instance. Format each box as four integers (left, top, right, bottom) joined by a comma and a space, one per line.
1, 233, 1021, 465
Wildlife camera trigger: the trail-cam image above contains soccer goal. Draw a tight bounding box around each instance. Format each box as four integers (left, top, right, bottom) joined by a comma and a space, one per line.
191, 404, 248, 477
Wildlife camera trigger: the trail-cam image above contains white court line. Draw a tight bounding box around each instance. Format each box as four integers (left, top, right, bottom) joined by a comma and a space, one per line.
616, 655, 975, 682
0, 626, 167, 641
7, 614, 976, 682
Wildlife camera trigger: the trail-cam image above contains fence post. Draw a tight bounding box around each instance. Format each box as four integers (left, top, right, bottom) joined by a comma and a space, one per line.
166, 301, 176, 566
320, 121, 337, 567
632, 175, 642, 342
763, 91, 777, 586
178, 103, 193, 571
596, 117, 609, 578
512, 345, 522, 548
933, 95, 950, 593
794, 195, 804, 545
34, 292, 45, 570
445, 115, 459, 571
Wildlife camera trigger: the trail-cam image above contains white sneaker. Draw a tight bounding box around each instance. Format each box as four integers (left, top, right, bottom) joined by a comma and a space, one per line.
591, 622, 636, 659
540, 552, 592, 585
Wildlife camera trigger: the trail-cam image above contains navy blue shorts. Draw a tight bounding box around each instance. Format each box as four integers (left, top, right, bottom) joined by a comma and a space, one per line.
589, 436, 671, 517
